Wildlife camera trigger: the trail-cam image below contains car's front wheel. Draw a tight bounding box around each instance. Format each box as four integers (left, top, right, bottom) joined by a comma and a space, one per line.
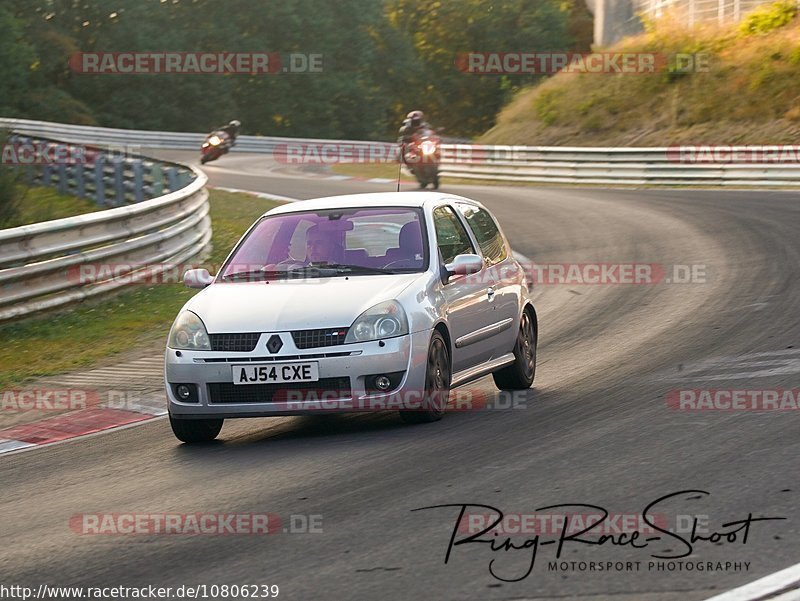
169, 415, 224, 443
400, 331, 451, 424
492, 309, 536, 390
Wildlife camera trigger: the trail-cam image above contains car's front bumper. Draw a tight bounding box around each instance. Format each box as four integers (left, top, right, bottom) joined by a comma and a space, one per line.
166, 330, 431, 418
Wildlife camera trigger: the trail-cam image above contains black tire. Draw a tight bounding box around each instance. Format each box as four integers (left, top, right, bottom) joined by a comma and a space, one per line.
432, 173, 440, 190
169, 415, 223, 443
400, 331, 451, 424
492, 309, 536, 390
200, 155, 209, 165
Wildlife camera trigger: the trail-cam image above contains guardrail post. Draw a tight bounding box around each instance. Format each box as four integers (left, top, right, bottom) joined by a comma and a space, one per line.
75, 162, 86, 198
93, 156, 106, 206
42, 163, 53, 187
166, 167, 179, 192
178, 170, 192, 189
132, 159, 144, 203
57, 159, 68, 196
112, 157, 125, 206
150, 163, 164, 197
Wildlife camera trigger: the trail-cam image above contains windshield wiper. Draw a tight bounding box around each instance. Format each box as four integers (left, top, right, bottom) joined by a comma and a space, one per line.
222, 268, 272, 281
223, 263, 393, 281
317, 263, 395, 275
222, 267, 329, 281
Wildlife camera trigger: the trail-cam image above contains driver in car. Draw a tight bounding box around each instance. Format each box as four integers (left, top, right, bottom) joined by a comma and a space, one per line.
305, 225, 344, 264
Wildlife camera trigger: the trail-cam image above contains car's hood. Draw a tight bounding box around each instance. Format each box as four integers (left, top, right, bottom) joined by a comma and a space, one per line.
185, 273, 423, 333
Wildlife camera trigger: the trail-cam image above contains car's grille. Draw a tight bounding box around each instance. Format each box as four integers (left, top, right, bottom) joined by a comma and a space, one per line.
291, 328, 349, 349
198, 351, 357, 363
208, 377, 352, 404
209, 333, 261, 352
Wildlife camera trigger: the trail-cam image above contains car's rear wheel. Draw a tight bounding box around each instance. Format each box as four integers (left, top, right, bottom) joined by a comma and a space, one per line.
492, 309, 536, 390
400, 331, 451, 424
169, 415, 223, 443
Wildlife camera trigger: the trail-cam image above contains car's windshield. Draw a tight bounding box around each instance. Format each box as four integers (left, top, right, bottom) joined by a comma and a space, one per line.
221, 207, 427, 279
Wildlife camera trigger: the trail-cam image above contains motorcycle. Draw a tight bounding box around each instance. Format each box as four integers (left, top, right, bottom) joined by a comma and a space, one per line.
402, 129, 441, 189
200, 130, 232, 164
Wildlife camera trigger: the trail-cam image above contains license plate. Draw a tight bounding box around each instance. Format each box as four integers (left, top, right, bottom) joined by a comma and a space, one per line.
232, 363, 319, 385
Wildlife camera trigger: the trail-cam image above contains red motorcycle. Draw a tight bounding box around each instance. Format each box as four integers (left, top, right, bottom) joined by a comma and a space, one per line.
200, 130, 232, 164
402, 129, 441, 189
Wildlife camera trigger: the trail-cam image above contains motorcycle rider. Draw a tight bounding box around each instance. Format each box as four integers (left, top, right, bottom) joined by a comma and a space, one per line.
398, 110, 429, 146
217, 120, 241, 146
399, 110, 436, 168
398, 110, 441, 188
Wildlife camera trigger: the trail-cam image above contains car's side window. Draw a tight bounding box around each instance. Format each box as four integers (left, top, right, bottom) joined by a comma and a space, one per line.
432, 205, 475, 264
456, 203, 508, 266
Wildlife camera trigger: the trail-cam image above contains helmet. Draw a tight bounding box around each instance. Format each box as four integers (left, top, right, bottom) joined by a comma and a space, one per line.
406, 110, 424, 128
229, 120, 241, 128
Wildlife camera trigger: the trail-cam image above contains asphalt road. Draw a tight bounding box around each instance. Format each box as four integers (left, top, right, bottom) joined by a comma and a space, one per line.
2, 152, 799, 601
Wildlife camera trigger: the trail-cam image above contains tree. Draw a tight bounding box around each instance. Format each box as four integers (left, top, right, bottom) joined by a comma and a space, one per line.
384, 0, 575, 136
0, 7, 36, 116
1, 0, 583, 139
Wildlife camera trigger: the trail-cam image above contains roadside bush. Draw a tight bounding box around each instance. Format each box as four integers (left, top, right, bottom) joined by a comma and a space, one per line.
739, 1, 797, 36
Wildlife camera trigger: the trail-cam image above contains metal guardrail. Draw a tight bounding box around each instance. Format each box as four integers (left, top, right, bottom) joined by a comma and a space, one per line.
4, 117, 797, 187
438, 145, 800, 186
7, 134, 196, 205
0, 130, 211, 322
0, 117, 379, 153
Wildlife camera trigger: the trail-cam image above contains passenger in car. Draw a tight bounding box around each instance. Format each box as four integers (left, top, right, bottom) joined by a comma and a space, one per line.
384, 221, 424, 267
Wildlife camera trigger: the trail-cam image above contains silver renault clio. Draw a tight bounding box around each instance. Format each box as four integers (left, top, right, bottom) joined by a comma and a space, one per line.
166, 192, 537, 442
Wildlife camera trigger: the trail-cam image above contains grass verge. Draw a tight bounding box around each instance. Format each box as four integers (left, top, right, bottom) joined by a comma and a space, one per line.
1, 186, 102, 229
480, 1, 800, 146
330, 162, 416, 182
0, 189, 281, 389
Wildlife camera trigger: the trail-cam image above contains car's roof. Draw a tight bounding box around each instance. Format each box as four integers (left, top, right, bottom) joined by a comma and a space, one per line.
263, 191, 481, 217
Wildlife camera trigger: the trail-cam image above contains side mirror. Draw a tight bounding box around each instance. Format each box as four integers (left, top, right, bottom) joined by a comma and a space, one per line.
445, 254, 484, 278
183, 268, 213, 289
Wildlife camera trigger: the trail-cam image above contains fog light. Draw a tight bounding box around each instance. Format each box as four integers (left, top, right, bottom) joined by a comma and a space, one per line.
176, 385, 191, 400
375, 376, 392, 391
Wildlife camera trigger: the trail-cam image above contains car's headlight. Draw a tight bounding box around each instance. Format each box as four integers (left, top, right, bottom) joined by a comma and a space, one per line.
168, 311, 211, 350
345, 300, 409, 343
